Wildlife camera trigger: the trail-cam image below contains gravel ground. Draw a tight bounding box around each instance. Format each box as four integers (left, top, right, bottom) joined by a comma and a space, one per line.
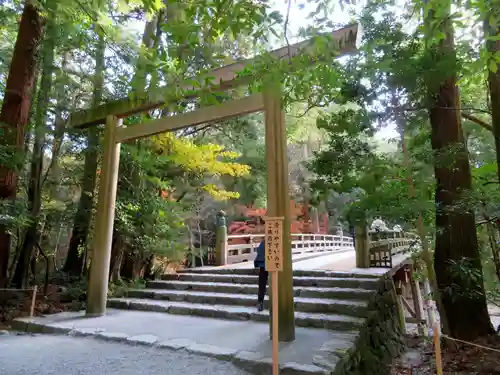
0, 334, 252, 375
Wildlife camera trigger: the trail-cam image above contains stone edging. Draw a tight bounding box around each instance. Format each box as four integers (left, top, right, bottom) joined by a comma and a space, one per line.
10, 319, 329, 375
329, 277, 406, 375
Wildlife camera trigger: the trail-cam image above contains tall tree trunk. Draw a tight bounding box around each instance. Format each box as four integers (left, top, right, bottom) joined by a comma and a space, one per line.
486, 223, 500, 281
483, 5, 500, 183
109, 232, 124, 283
481, 202, 500, 282
482, 3, 500, 285
12, 1, 57, 288
301, 141, 311, 227
41, 53, 70, 252
120, 251, 143, 280
130, 15, 158, 93
424, 0, 494, 340
0, 2, 44, 287
394, 93, 450, 333
148, 6, 168, 91
112, 14, 163, 280
143, 254, 155, 280
63, 30, 105, 276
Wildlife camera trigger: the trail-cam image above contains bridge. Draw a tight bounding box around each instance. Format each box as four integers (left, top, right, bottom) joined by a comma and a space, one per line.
15, 227, 427, 375
215, 228, 418, 269
222, 233, 355, 265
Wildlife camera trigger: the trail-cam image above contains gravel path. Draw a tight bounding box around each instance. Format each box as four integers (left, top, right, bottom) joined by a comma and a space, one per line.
0, 334, 252, 375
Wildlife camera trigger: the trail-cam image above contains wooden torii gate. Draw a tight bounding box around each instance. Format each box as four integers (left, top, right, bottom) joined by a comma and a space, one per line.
68, 23, 361, 342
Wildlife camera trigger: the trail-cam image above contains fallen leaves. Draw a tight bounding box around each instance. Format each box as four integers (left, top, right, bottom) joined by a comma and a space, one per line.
391, 334, 500, 375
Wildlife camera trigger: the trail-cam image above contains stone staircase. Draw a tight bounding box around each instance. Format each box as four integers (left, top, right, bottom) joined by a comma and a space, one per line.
108, 268, 380, 331
15, 267, 404, 375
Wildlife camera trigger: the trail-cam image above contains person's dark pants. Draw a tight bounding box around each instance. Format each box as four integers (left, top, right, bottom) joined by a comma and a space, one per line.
258, 267, 269, 302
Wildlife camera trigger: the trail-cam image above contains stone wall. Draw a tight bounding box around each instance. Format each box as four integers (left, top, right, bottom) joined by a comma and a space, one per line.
333, 276, 406, 375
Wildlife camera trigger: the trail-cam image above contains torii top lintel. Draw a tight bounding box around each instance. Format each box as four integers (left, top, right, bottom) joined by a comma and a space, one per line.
68, 23, 362, 128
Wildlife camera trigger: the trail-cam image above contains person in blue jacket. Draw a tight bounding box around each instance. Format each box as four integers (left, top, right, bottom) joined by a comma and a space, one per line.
254, 239, 268, 312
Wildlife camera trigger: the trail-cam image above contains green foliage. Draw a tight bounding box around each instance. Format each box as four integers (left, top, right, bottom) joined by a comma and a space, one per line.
114, 143, 188, 261
108, 278, 146, 298
446, 257, 500, 306
59, 277, 88, 303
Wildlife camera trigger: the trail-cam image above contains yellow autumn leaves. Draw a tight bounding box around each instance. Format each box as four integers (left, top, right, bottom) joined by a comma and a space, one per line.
153, 132, 251, 200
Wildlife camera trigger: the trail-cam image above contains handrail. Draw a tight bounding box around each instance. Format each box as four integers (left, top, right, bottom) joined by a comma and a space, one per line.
226, 233, 349, 239
224, 232, 354, 264
222, 230, 417, 268
368, 235, 420, 268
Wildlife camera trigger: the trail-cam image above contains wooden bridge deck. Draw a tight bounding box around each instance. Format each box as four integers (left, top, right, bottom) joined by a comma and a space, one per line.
316, 252, 411, 276
198, 249, 411, 277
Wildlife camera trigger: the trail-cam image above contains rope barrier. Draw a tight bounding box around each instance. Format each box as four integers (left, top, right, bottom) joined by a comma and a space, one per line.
441, 334, 500, 354
0, 285, 37, 317
433, 321, 500, 375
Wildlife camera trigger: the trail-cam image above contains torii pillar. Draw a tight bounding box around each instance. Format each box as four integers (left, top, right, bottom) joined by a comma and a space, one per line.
264, 82, 295, 341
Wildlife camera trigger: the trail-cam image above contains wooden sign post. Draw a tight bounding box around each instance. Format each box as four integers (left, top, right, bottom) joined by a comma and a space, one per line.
433, 323, 443, 375
264, 216, 284, 375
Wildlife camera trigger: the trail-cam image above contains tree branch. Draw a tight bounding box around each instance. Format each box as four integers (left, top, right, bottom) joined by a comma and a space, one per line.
284, 0, 292, 60
461, 112, 493, 132
181, 122, 214, 136
176, 191, 188, 202
483, 180, 499, 186
35, 242, 50, 296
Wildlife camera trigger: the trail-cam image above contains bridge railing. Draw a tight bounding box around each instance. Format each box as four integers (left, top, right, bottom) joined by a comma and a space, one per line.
225, 233, 354, 264
366, 230, 419, 268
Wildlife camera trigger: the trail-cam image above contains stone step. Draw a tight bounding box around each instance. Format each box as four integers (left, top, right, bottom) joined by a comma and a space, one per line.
175, 268, 377, 279
296, 270, 379, 279
161, 273, 380, 289
147, 280, 375, 301
107, 298, 365, 331
126, 289, 370, 317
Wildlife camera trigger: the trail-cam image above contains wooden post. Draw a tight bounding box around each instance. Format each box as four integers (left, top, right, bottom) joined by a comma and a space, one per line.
264, 84, 295, 342
87, 115, 121, 316
423, 279, 436, 329
433, 323, 443, 375
264, 217, 284, 375
395, 280, 407, 334
311, 207, 320, 233
410, 267, 426, 336
215, 210, 228, 266
354, 224, 370, 268
272, 272, 280, 375
29, 285, 37, 317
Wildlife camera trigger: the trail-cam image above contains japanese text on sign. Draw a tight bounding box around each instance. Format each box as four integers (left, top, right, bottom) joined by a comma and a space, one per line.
264, 217, 284, 272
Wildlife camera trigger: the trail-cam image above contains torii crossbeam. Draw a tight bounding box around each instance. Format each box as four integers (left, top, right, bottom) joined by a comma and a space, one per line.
72, 23, 361, 342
